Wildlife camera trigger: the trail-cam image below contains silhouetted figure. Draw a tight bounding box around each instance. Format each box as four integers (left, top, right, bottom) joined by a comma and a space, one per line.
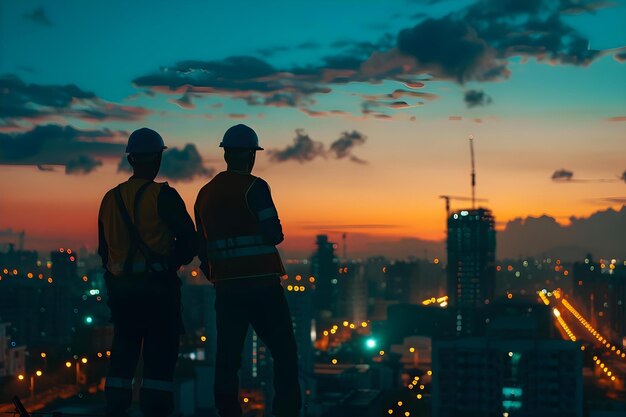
195, 124, 302, 417
98, 128, 196, 417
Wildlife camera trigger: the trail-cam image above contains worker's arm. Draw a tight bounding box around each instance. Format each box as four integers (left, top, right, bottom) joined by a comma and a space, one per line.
194, 203, 210, 279
246, 178, 284, 245
157, 184, 197, 269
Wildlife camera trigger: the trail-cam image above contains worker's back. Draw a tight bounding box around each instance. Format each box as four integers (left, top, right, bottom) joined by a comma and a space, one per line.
195, 170, 285, 282
196, 171, 259, 240
99, 178, 174, 276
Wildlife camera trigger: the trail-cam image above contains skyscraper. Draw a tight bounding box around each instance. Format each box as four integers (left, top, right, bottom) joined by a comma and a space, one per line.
432, 338, 582, 417
310, 235, 339, 318
446, 208, 496, 335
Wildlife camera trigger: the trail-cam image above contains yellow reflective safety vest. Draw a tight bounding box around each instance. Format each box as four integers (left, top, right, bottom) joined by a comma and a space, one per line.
195, 171, 285, 281
99, 178, 175, 276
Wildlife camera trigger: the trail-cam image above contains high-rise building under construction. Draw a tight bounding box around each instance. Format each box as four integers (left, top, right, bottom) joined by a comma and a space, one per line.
446, 208, 496, 335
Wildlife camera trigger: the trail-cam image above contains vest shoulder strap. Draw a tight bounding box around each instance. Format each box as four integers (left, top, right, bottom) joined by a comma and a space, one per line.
114, 182, 167, 274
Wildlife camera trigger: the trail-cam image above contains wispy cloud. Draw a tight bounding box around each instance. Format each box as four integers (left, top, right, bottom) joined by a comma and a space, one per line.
552, 169, 617, 183
464, 90, 492, 107
268, 129, 325, 163
23, 7, 52, 26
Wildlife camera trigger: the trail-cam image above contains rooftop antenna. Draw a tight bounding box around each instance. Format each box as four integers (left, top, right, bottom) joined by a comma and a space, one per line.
469, 135, 476, 209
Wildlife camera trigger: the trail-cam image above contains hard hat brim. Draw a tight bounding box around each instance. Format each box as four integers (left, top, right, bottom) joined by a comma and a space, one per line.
219, 143, 263, 151
125, 146, 167, 153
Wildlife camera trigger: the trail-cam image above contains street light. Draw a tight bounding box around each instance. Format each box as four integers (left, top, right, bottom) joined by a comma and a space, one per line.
18, 371, 43, 401
365, 338, 377, 349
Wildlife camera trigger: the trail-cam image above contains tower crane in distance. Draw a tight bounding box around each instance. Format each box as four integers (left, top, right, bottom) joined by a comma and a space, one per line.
439, 195, 489, 218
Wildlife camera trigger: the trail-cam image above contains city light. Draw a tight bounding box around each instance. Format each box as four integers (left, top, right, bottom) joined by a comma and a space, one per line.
18, 374, 24, 381
65, 362, 72, 368
366, 338, 377, 349
35, 370, 42, 377
81, 357, 88, 364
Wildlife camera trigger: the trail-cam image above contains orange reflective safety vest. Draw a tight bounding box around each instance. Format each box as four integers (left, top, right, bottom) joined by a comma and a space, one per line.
195, 171, 285, 281
99, 178, 175, 276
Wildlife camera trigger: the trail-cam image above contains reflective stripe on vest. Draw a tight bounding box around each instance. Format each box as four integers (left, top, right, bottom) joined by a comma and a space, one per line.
106, 377, 133, 390
142, 378, 175, 392
210, 244, 278, 260
207, 234, 264, 250
107, 261, 167, 274
258, 207, 278, 221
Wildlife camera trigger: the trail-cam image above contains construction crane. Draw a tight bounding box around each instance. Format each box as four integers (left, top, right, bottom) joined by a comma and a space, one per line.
439, 195, 488, 218
469, 135, 476, 209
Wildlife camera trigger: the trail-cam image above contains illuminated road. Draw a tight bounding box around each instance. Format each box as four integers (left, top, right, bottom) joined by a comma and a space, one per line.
539, 289, 625, 391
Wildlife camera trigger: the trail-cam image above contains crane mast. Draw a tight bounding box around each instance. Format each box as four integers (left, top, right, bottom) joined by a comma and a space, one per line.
469, 135, 476, 209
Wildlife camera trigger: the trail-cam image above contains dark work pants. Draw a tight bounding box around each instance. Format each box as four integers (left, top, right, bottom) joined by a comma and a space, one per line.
214, 277, 302, 417
104, 271, 182, 417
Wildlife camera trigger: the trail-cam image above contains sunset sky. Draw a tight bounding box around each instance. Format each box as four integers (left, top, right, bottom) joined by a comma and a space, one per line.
1, 0, 625, 256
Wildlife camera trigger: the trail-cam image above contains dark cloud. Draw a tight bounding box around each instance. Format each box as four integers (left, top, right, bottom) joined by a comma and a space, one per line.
464, 90, 492, 107
23, 7, 52, 26
622, 170, 626, 183
499, 206, 626, 260
552, 169, 574, 180
398, 17, 504, 83
118, 144, 214, 182
132, 56, 332, 110
132, 0, 609, 116
268, 130, 325, 163
393, 0, 604, 83
614, 52, 626, 63
65, 155, 103, 175
0, 124, 125, 172
0, 75, 151, 128
329, 131, 367, 164
133, 56, 279, 93
551, 169, 616, 183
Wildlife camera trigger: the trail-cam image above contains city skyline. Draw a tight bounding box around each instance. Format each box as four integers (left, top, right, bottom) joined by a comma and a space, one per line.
1, 0, 625, 255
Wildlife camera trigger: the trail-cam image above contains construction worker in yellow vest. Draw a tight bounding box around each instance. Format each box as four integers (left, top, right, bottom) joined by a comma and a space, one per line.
195, 124, 302, 417
98, 127, 196, 417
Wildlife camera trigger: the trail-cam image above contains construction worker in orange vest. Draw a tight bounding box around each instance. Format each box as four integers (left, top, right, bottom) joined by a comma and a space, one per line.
98, 127, 196, 417
195, 124, 302, 417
